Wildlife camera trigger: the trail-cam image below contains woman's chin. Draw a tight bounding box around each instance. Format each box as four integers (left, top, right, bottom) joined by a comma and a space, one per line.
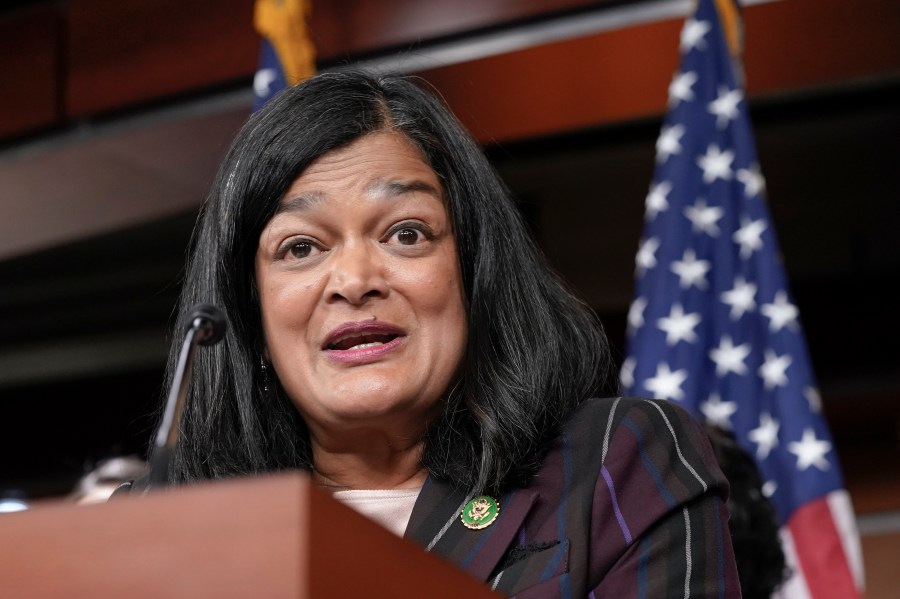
299, 392, 432, 431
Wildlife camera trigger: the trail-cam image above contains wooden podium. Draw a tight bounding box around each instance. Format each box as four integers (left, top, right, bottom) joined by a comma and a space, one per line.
0, 473, 502, 598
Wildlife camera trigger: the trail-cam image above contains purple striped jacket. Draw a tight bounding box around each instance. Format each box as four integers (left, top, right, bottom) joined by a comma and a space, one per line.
404, 397, 742, 598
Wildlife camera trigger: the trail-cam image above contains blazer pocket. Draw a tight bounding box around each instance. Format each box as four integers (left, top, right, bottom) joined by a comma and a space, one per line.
493, 539, 570, 598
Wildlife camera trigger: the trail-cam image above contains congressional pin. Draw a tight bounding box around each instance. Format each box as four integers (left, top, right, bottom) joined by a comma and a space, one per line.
460, 495, 500, 530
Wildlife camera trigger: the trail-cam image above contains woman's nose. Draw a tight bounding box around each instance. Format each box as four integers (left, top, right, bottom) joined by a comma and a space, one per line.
325, 241, 389, 305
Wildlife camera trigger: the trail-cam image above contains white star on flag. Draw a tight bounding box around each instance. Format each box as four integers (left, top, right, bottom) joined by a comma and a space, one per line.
696, 144, 734, 183
805, 386, 823, 413
708, 86, 743, 129
737, 163, 766, 198
759, 349, 792, 390
627, 297, 648, 334
657, 303, 702, 345
636, 237, 660, 275
680, 18, 712, 52
761, 290, 799, 332
656, 125, 685, 163
668, 71, 698, 106
761, 480, 777, 498
709, 335, 751, 376
253, 68, 278, 97
620, 356, 636, 389
721, 276, 757, 320
644, 362, 688, 401
733, 215, 767, 259
684, 198, 724, 236
645, 181, 672, 220
700, 393, 738, 429
788, 428, 832, 471
748, 412, 780, 459
670, 248, 711, 289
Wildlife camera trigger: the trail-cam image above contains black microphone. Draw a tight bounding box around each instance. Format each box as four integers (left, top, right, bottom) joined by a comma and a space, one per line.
147, 303, 228, 488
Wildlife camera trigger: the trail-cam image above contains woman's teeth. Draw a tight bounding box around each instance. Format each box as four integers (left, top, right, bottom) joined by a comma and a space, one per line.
349, 341, 383, 350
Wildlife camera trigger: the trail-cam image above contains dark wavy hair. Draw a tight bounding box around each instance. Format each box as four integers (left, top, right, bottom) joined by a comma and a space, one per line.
159, 71, 613, 494
706, 426, 788, 598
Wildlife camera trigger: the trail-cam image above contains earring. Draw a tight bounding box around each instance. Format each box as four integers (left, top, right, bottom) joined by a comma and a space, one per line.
260, 356, 270, 394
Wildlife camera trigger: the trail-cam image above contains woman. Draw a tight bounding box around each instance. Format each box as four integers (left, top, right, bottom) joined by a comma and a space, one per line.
159, 71, 740, 597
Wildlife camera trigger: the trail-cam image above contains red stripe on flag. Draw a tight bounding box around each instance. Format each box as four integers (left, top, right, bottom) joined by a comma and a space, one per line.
787, 498, 861, 599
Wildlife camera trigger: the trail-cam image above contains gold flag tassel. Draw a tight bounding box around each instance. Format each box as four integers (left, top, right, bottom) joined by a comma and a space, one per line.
254, 0, 317, 86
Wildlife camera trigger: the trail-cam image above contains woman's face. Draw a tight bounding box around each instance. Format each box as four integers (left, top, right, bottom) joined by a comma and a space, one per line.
255, 131, 467, 441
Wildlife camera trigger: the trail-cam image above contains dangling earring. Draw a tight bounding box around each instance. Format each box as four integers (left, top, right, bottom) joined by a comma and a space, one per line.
260, 356, 270, 394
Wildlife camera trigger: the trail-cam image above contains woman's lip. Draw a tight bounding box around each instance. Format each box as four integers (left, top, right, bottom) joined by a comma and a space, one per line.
322, 320, 406, 350
324, 335, 406, 364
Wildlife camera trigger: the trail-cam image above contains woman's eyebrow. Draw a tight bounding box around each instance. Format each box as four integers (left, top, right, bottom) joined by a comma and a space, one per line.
276, 180, 440, 215
365, 179, 443, 201
276, 191, 325, 214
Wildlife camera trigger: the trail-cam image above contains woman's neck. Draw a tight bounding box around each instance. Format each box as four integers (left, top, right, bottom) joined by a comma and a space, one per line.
309, 433, 427, 491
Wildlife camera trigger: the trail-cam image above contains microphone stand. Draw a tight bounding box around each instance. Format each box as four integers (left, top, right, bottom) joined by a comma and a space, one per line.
147, 304, 227, 489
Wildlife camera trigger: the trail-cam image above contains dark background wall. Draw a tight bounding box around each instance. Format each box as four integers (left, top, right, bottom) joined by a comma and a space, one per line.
1, 0, 898, 522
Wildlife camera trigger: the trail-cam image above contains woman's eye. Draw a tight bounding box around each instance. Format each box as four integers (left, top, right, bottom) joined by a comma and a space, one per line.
287, 241, 318, 259
388, 223, 432, 246
395, 228, 421, 245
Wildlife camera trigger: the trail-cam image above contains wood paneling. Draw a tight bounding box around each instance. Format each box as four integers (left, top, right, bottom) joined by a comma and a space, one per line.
861, 531, 900, 599
65, 0, 259, 117
744, 0, 900, 93
3, 0, 899, 135
311, 0, 610, 60
0, 6, 63, 138
418, 18, 680, 143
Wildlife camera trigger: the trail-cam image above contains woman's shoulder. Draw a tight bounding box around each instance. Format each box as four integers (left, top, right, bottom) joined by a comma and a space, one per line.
562, 396, 722, 488
567, 396, 704, 439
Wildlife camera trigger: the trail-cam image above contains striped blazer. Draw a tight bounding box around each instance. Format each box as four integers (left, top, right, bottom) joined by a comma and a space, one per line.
404, 397, 742, 598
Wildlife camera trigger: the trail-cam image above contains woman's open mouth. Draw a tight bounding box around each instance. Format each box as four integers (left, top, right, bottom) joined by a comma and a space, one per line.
328, 332, 400, 351
323, 321, 407, 363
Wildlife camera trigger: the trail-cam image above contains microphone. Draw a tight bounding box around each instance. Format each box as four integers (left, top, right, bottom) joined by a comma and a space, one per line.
147, 303, 228, 488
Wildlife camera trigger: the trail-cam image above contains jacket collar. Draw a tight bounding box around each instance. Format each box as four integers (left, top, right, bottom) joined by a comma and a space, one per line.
405, 475, 539, 582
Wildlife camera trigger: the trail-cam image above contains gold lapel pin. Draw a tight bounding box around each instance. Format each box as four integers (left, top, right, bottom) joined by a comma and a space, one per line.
460, 495, 500, 530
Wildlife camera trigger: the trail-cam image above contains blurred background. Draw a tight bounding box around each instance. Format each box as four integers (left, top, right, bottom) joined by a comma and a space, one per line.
0, 0, 898, 588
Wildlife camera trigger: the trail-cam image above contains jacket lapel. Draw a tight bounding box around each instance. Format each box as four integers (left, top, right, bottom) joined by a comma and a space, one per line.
405, 475, 539, 582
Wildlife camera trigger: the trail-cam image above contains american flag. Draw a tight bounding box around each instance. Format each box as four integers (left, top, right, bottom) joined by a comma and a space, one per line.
252, 0, 316, 111
253, 37, 289, 112
620, 1, 864, 597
